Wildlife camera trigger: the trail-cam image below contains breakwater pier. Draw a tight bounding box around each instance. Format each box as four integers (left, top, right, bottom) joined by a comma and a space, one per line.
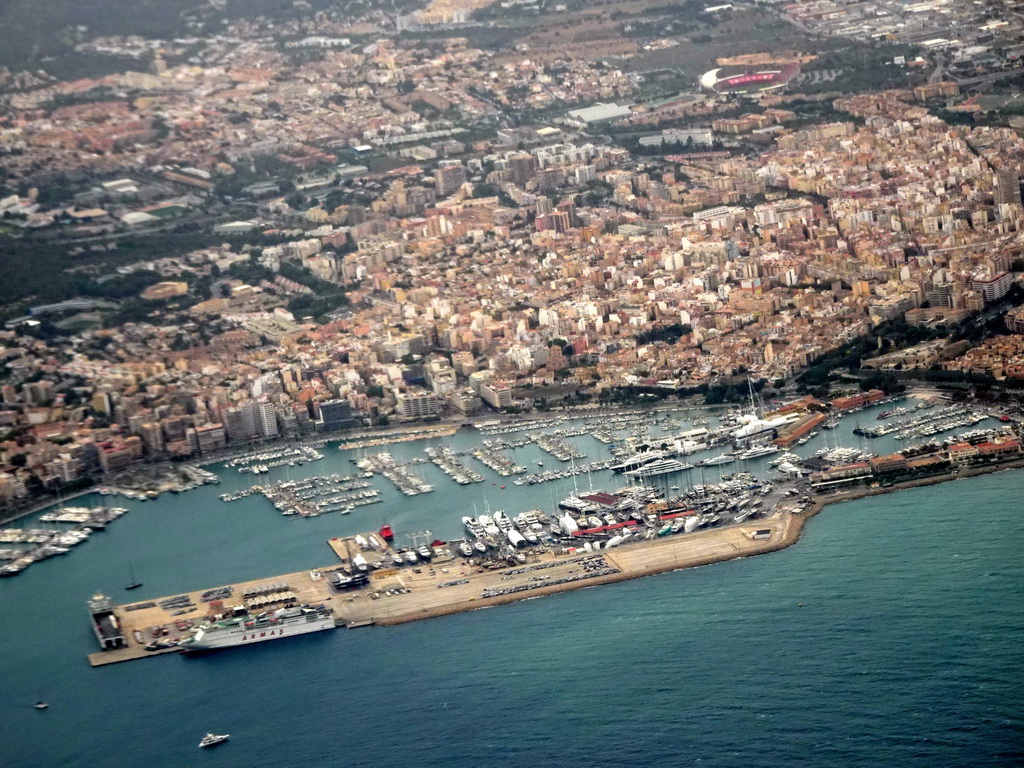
87, 515, 794, 667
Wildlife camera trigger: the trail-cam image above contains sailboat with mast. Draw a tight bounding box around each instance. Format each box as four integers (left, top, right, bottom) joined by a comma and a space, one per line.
125, 560, 142, 591
730, 378, 799, 446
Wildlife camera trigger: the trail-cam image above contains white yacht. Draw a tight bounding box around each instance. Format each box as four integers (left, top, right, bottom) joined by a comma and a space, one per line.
609, 451, 665, 473
701, 454, 734, 466
737, 444, 780, 460
199, 733, 229, 749
626, 458, 692, 477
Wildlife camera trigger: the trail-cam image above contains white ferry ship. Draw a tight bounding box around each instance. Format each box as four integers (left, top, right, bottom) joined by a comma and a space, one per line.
179, 604, 335, 652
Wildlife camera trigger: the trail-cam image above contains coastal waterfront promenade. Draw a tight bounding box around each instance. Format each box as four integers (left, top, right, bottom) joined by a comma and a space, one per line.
2, 404, 684, 526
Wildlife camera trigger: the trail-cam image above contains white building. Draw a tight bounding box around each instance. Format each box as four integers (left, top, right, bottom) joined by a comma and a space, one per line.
396, 390, 441, 419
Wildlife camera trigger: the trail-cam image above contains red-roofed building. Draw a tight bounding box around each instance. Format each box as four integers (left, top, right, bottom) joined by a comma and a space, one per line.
905, 454, 948, 472
809, 461, 873, 488
831, 389, 885, 411
976, 440, 1020, 457
869, 453, 907, 473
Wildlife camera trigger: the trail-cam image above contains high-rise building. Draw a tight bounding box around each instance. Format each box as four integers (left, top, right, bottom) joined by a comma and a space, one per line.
395, 390, 441, 419
188, 424, 226, 455
317, 399, 354, 431
69, 442, 100, 474
163, 415, 190, 443
276, 406, 299, 437
926, 283, 954, 309
434, 160, 467, 197
127, 413, 150, 436
556, 199, 580, 228
1006, 305, 1024, 333
424, 359, 457, 395
255, 401, 278, 438
971, 272, 1013, 304
450, 388, 481, 415
535, 168, 563, 192
96, 440, 137, 473
536, 210, 571, 233
508, 154, 538, 187
452, 351, 477, 376
222, 407, 244, 443
138, 422, 165, 454
222, 401, 259, 443
49, 454, 83, 484
479, 381, 512, 410
995, 168, 1022, 206
24, 380, 54, 406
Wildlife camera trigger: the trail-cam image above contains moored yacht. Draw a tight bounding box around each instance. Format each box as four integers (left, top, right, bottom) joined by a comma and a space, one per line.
609, 451, 665, 473
700, 454, 734, 467
737, 444, 780, 460
626, 458, 692, 477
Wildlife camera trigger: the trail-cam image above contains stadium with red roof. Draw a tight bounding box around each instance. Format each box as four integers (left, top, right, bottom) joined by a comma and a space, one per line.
700, 63, 800, 94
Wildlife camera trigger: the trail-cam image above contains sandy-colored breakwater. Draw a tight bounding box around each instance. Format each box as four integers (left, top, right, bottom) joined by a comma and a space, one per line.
370, 459, 1024, 627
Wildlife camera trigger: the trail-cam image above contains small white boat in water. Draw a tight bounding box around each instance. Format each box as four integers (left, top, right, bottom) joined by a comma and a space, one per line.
199, 733, 229, 748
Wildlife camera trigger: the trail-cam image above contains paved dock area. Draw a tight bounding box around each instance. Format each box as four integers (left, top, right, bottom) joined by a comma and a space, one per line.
87, 518, 791, 666
88, 566, 339, 667
325, 531, 396, 566
335, 515, 793, 626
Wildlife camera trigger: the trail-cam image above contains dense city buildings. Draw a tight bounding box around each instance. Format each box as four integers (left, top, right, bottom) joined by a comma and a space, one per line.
3, 7, 1024, 768
0, 0, 1022, 504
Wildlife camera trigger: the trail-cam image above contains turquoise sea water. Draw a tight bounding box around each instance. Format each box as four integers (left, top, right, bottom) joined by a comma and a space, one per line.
1, 410, 1022, 767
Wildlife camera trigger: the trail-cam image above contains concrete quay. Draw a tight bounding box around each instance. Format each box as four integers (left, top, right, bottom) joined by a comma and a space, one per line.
87, 566, 340, 667
87, 519, 791, 666
342, 519, 793, 627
